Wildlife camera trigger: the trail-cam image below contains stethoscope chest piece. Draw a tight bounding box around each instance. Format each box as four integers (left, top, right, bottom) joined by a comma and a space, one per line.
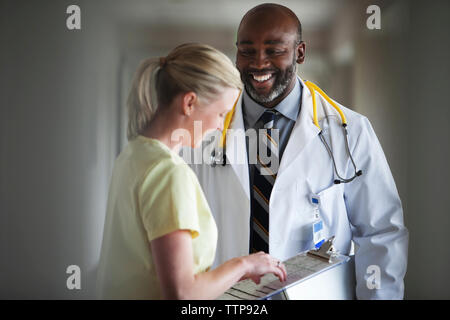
210, 148, 227, 167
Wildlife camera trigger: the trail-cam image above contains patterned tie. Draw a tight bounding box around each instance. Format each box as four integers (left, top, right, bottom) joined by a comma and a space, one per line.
251, 110, 279, 253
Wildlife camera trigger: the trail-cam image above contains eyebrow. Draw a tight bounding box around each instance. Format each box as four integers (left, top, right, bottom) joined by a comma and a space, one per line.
237, 39, 285, 45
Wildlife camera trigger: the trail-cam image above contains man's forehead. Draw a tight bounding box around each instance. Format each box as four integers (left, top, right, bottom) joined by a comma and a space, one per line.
237, 28, 297, 46
237, 13, 298, 45
237, 39, 289, 46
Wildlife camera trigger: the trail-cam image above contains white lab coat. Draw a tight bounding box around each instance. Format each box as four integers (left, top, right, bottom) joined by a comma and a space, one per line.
188, 78, 408, 299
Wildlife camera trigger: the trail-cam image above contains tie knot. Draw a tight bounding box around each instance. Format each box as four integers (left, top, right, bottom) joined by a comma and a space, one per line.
260, 110, 277, 129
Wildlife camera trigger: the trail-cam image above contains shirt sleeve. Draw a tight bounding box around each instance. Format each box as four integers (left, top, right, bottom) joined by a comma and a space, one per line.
139, 163, 200, 242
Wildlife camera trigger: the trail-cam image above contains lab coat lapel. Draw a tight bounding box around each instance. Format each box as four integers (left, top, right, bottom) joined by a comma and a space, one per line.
278, 78, 321, 176
225, 94, 250, 200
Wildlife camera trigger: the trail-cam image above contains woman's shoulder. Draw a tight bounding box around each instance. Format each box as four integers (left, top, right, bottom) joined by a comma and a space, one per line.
125, 137, 196, 185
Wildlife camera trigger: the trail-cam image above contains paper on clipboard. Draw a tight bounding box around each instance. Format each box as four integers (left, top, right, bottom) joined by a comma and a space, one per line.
218, 249, 350, 300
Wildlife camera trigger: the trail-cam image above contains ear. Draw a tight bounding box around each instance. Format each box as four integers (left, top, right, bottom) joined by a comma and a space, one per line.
181, 92, 197, 116
295, 41, 306, 64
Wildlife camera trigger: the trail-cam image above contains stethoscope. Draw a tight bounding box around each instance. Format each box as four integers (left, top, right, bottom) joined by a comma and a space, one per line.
211, 80, 362, 184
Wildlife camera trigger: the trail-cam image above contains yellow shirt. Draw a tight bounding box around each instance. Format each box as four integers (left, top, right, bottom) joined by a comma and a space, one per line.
97, 136, 218, 299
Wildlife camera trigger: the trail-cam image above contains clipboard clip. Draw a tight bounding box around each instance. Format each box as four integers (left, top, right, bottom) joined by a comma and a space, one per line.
307, 236, 337, 263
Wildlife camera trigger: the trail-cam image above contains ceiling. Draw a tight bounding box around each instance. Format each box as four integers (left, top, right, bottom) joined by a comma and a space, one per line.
110, 0, 342, 31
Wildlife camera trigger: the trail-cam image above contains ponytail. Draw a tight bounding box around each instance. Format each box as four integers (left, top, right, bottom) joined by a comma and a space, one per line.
126, 58, 160, 140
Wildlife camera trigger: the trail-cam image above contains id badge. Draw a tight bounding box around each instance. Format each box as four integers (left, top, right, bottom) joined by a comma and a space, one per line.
312, 219, 325, 249
311, 195, 325, 249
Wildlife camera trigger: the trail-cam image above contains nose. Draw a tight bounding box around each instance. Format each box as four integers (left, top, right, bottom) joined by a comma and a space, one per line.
250, 50, 270, 69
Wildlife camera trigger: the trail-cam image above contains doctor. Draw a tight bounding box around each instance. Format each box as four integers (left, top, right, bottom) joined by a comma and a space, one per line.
189, 3, 408, 299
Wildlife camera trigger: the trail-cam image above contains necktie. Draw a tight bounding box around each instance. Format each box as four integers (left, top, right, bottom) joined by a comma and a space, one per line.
251, 110, 279, 253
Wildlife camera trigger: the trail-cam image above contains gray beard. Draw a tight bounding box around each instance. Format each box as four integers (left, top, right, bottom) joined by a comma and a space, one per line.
246, 63, 297, 104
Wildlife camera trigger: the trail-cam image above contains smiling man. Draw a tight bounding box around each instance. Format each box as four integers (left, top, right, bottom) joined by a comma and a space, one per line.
235, 4, 306, 172
189, 3, 408, 300
236, 4, 304, 108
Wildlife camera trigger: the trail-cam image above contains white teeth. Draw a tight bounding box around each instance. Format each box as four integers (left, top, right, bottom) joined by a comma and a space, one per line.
253, 74, 272, 82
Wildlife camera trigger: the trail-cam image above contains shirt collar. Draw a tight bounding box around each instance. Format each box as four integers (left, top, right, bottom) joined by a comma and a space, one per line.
243, 77, 302, 128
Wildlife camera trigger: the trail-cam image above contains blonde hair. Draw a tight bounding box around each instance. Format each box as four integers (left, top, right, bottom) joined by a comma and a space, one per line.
126, 43, 243, 140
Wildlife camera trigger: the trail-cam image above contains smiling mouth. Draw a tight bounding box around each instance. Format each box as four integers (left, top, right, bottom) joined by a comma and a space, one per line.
252, 73, 273, 82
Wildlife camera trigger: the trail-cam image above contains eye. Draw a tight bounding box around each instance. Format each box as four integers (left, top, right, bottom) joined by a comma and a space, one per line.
239, 48, 255, 57
266, 48, 286, 55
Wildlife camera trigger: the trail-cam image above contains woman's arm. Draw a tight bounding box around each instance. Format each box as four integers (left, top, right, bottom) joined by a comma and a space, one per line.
151, 230, 287, 300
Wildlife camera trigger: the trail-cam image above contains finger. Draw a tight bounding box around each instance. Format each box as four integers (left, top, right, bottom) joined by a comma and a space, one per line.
272, 267, 285, 283
268, 258, 284, 282
268, 261, 284, 282
273, 259, 282, 270
279, 263, 287, 282
278, 265, 287, 282
273, 260, 287, 282
251, 276, 261, 285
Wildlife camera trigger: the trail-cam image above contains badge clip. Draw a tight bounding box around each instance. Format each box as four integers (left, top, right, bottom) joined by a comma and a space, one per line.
307, 236, 337, 263
310, 195, 320, 207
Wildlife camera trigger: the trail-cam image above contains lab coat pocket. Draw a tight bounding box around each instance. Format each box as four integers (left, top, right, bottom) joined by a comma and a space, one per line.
283, 182, 313, 247
316, 183, 345, 236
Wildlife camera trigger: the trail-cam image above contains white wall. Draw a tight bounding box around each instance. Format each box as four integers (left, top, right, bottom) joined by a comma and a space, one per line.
1, 1, 120, 298
404, 0, 450, 299
352, 1, 409, 213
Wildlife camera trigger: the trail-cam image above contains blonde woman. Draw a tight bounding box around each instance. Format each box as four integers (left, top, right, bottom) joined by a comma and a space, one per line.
97, 43, 286, 299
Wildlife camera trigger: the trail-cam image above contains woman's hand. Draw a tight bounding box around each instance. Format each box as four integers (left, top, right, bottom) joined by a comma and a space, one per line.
151, 231, 287, 299
240, 251, 287, 284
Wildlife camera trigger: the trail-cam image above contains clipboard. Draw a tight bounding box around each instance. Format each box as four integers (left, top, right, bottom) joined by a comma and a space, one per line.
218, 237, 351, 300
